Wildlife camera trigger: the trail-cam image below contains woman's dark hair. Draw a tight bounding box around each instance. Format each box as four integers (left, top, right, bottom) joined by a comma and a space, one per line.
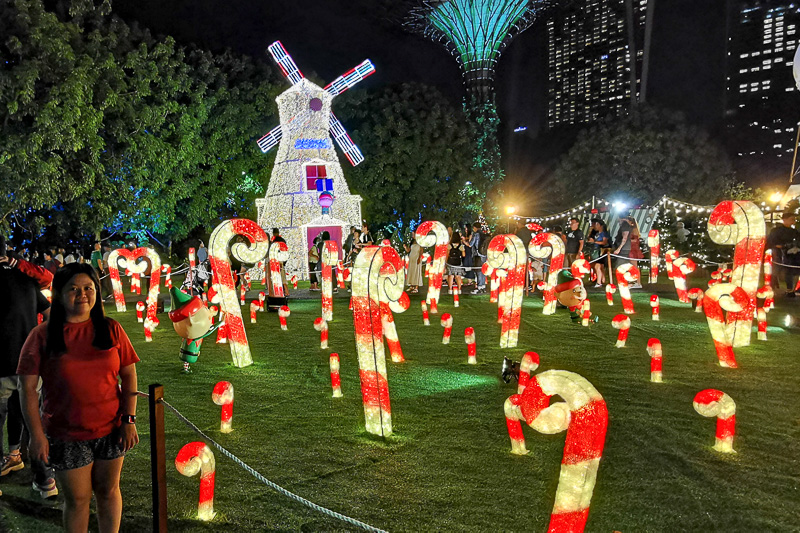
450, 231, 461, 244
46, 263, 112, 357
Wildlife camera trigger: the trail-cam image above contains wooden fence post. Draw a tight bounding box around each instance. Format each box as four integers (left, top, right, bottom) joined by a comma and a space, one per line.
149, 383, 168, 533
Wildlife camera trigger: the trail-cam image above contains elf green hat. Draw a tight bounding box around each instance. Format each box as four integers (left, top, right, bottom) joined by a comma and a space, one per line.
168, 287, 204, 322
554, 269, 581, 294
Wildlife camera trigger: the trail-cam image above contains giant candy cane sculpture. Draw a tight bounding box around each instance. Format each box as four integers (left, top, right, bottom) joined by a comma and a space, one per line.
487, 234, 527, 347
693, 389, 736, 453
671, 257, 696, 303
320, 240, 339, 321
175, 442, 216, 521
209, 219, 270, 368
703, 283, 750, 368
268, 241, 289, 298
109, 248, 161, 323
351, 245, 408, 437
647, 230, 660, 283
504, 370, 608, 532
107, 248, 134, 312
707, 200, 765, 347
615, 263, 640, 314
415, 221, 448, 314
529, 233, 565, 315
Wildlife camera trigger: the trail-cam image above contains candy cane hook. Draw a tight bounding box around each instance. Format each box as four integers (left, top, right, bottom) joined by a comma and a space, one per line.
649, 295, 659, 320
612, 314, 631, 347
688, 288, 705, 313
487, 234, 527, 347
671, 257, 696, 303
278, 305, 290, 331
175, 442, 216, 521
615, 263, 640, 314
314, 317, 329, 349
703, 283, 750, 368
211, 381, 234, 433
693, 389, 736, 453
464, 327, 477, 364
529, 233, 566, 315
517, 352, 540, 394
647, 338, 663, 383
268, 240, 289, 298
415, 221, 449, 314
605, 284, 616, 306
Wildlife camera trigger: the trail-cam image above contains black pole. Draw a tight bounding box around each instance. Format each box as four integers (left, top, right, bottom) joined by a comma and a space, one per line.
149, 384, 168, 533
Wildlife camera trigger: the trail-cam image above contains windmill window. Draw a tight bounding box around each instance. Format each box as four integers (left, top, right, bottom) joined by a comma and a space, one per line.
305, 165, 327, 191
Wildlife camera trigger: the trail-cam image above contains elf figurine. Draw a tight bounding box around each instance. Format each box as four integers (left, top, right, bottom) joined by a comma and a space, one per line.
554, 270, 598, 324
168, 287, 223, 373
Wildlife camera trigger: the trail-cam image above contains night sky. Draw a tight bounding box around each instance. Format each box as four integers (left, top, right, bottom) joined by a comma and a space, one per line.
113, 0, 729, 202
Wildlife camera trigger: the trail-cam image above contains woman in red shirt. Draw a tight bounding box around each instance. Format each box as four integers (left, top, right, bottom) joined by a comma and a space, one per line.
19, 263, 139, 533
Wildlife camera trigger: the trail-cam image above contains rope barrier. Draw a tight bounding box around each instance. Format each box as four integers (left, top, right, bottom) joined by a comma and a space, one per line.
151, 395, 387, 533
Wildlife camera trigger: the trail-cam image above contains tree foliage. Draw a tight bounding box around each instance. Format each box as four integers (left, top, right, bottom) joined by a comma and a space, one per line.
338, 82, 484, 230
552, 105, 735, 207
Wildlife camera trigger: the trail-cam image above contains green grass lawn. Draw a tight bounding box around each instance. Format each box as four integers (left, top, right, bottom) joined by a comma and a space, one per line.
1, 279, 798, 532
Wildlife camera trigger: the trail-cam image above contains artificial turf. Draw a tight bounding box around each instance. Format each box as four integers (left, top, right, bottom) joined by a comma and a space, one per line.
0, 278, 798, 532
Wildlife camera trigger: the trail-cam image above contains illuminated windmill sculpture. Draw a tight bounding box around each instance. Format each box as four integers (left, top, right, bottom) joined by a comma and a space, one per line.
255, 41, 374, 276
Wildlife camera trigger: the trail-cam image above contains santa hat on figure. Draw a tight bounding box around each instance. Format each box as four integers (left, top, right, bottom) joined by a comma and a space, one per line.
169, 287, 222, 373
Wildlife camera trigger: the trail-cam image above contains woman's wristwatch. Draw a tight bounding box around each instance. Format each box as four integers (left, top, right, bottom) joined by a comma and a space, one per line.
121, 414, 137, 424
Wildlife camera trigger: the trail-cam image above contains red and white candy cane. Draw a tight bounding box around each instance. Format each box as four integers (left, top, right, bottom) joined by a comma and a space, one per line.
647, 229, 660, 283
757, 307, 767, 341
615, 263, 640, 314
336, 260, 346, 289
420, 300, 430, 326
664, 250, 679, 281
209, 219, 270, 368
688, 288, 705, 313
131, 272, 141, 295
721, 267, 732, 282
453, 286, 460, 307
756, 285, 773, 314
708, 200, 766, 347
330, 353, 343, 398
488, 234, 527, 347
258, 291, 266, 311
239, 281, 246, 306
320, 240, 339, 321
268, 241, 289, 298
290, 274, 298, 290
612, 314, 631, 347
496, 269, 507, 324
136, 301, 145, 323
415, 221, 448, 314
441, 313, 453, 344
175, 442, 216, 521
504, 370, 607, 532
647, 338, 663, 383
581, 299, 591, 327
464, 327, 477, 364
278, 305, 290, 330
693, 389, 736, 453
671, 257, 696, 303
257, 260, 266, 287
211, 381, 234, 433
485, 263, 500, 303
351, 245, 408, 436
703, 283, 750, 368
763, 250, 773, 309
143, 317, 158, 342
382, 294, 409, 363
162, 264, 172, 289
249, 301, 259, 324
529, 232, 566, 315
650, 295, 659, 320
314, 317, 329, 349
571, 258, 591, 281
605, 283, 616, 306
116, 248, 161, 323
107, 248, 134, 312
188, 247, 196, 289
517, 352, 540, 394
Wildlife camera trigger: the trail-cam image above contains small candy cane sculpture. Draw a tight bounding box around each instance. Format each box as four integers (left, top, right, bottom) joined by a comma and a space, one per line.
650, 295, 659, 320
211, 381, 234, 433
381, 295, 408, 363
351, 245, 408, 437
453, 286, 460, 308
321, 241, 339, 321
757, 307, 767, 341
162, 264, 172, 289
605, 284, 616, 306
268, 241, 289, 298
188, 247, 196, 288
703, 283, 750, 368
330, 353, 343, 397
336, 260, 346, 289
664, 250, 679, 281
143, 317, 158, 342
581, 299, 591, 327
209, 219, 270, 368
647, 230, 660, 283
258, 291, 266, 311
464, 327, 476, 364
415, 221, 449, 314
441, 313, 453, 344
763, 250, 774, 309
314, 317, 329, 349
488, 234, 527, 347
647, 338, 663, 383
529, 233, 566, 315
239, 282, 246, 306
571, 258, 591, 281
612, 314, 631, 347
757, 285, 774, 313
136, 301, 145, 323
693, 389, 736, 453
291, 275, 298, 290
175, 442, 216, 521
504, 370, 607, 532
615, 263, 640, 314
278, 305, 290, 331
249, 302, 258, 324
688, 288, 705, 313
517, 352, 540, 394
708, 200, 765, 347
671, 257, 696, 303
420, 300, 430, 326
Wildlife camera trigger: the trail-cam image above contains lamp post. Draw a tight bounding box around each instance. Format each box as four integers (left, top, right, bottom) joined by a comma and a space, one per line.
506, 206, 516, 233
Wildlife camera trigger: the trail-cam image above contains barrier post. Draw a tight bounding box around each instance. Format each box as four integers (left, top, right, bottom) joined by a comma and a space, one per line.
149, 384, 168, 533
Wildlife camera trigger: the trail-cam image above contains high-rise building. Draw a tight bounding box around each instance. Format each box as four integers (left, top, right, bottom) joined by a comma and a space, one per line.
546, 0, 648, 128
725, 1, 799, 162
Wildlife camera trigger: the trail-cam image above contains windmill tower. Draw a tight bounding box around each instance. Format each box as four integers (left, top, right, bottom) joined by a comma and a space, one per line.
255, 41, 374, 276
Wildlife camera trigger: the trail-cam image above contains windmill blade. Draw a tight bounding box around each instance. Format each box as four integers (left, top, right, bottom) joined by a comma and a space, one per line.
329, 112, 364, 166
267, 41, 304, 85
324, 60, 376, 97
257, 124, 283, 153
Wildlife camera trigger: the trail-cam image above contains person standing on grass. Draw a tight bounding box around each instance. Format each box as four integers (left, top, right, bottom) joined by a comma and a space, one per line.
445, 231, 466, 294
766, 210, 800, 297
565, 217, 585, 267
19, 263, 139, 533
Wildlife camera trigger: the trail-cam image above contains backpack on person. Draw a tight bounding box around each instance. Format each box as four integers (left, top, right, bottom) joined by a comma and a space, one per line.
478, 232, 490, 257
447, 243, 462, 266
